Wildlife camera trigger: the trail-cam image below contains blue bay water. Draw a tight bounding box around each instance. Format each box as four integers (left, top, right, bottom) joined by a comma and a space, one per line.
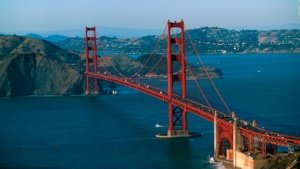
0, 54, 299, 169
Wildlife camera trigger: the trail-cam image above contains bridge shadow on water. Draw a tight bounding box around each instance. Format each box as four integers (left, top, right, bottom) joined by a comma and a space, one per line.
165, 138, 198, 169
85, 92, 215, 168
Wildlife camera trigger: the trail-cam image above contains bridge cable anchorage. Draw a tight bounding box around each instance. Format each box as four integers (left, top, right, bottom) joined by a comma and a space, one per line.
185, 60, 212, 109
185, 28, 231, 114
128, 24, 167, 79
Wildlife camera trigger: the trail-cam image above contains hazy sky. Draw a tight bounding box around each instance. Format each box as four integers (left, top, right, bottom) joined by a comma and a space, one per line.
0, 0, 299, 33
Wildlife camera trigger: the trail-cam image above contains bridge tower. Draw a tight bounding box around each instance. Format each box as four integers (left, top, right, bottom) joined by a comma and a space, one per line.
85, 27, 99, 95
166, 20, 189, 137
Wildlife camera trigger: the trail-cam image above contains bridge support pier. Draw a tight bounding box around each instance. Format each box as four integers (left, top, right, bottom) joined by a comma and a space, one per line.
233, 113, 238, 167
167, 105, 189, 137
167, 20, 188, 138
85, 26, 99, 95
156, 20, 197, 138
214, 112, 240, 165
261, 138, 267, 158
214, 111, 218, 157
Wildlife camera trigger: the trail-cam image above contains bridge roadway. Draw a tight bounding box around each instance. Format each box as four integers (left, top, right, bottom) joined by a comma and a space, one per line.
88, 72, 300, 147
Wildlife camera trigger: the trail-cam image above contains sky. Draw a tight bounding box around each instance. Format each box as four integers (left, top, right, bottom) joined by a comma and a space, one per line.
0, 0, 299, 35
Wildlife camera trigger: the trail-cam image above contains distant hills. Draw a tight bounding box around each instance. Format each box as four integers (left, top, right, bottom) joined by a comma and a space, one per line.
48, 27, 300, 55
1, 26, 299, 97
3, 27, 162, 39
25, 34, 69, 43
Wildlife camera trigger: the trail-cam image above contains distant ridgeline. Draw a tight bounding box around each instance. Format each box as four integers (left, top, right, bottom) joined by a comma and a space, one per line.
0, 35, 221, 97
53, 27, 300, 54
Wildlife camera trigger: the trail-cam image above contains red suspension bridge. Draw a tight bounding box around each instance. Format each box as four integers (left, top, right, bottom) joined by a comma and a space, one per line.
84, 20, 300, 166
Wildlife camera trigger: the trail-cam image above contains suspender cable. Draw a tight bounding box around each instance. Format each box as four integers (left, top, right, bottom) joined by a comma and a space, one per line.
185, 60, 212, 109
185, 28, 231, 114
129, 24, 167, 79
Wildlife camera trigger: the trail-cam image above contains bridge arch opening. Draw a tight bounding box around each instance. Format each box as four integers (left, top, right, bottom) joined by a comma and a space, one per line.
219, 139, 231, 157
218, 132, 233, 157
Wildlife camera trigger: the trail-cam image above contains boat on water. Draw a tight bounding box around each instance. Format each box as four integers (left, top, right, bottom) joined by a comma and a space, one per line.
108, 90, 118, 95
112, 90, 118, 95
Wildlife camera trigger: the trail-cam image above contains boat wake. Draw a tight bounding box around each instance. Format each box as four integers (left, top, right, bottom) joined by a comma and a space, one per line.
155, 123, 165, 128
207, 156, 226, 169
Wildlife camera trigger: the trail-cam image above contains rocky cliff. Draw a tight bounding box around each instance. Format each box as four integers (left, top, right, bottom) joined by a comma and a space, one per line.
0, 35, 84, 97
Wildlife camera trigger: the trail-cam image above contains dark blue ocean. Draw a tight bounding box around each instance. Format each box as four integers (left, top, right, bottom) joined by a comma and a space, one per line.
0, 54, 300, 169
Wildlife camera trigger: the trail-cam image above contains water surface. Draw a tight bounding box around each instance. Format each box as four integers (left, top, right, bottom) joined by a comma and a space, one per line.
0, 54, 299, 169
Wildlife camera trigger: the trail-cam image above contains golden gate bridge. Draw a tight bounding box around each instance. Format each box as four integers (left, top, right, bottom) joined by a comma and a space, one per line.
84, 20, 300, 167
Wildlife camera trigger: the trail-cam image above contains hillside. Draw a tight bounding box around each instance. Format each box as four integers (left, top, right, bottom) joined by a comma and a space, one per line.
0, 35, 222, 97
54, 27, 300, 54
98, 55, 142, 77
97, 54, 222, 79
0, 35, 79, 62
0, 35, 84, 97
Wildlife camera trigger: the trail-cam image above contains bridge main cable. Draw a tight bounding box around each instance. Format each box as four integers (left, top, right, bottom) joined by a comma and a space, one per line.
128, 24, 167, 79
185, 29, 232, 114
